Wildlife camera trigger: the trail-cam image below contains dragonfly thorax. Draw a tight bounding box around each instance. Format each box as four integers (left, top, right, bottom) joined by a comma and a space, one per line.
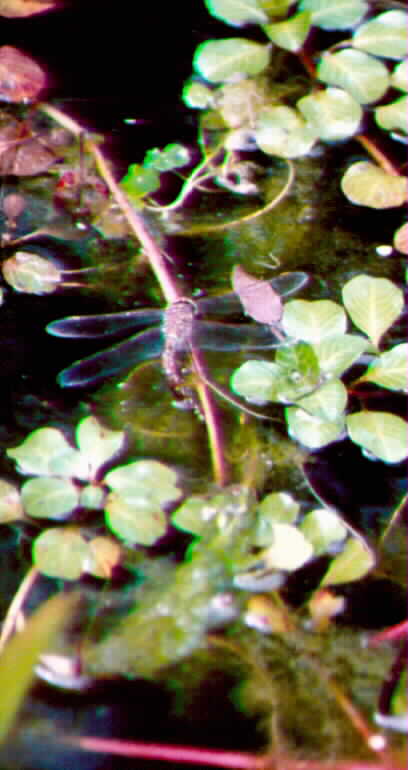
162, 297, 197, 353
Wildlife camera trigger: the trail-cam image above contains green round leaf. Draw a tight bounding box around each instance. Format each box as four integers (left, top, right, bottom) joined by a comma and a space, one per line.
282, 299, 347, 343
300, 508, 347, 556
297, 87, 362, 141
105, 460, 181, 507
260, 523, 314, 570
313, 333, 368, 377
76, 416, 126, 479
263, 11, 311, 52
21, 477, 79, 519
33, 528, 88, 580
79, 484, 106, 510
276, 342, 319, 377
121, 164, 161, 200
375, 96, 408, 134
172, 496, 210, 535
231, 359, 283, 402
7, 427, 77, 477
286, 405, 345, 449
256, 491, 300, 538
391, 59, 408, 92
299, 0, 368, 30
346, 410, 408, 463
296, 380, 348, 422
105, 494, 167, 545
2, 252, 62, 295
275, 342, 321, 400
47, 450, 91, 481
342, 274, 404, 347
193, 38, 270, 83
204, 0, 268, 27
352, 10, 408, 60
0, 479, 23, 522
255, 105, 316, 158
182, 80, 214, 109
341, 161, 407, 209
360, 343, 408, 392
144, 144, 191, 172
317, 49, 389, 104
320, 536, 375, 586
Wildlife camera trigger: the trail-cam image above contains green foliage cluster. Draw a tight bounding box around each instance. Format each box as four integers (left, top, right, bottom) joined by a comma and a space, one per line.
0, 416, 375, 596
0, 416, 181, 578
232, 274, 407, 460
121, 143, 191, 201
82, 481, 375, 678
180, 0, 407, 246
0, 0, 406, 755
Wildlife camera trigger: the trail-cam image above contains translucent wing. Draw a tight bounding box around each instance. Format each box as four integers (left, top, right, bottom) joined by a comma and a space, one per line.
196, 271, 308, 316
57, 328, 163, 387
47, 308, 163, 339
193, 321, 286, 351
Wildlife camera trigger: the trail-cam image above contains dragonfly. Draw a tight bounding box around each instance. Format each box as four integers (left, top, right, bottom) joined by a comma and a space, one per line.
46, 271, 308, 389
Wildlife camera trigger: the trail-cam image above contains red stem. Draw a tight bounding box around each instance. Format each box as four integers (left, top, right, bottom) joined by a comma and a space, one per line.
369, 620, 408, 646
39, 102, 229, 486
355, 134, 401, 176
62, 736, 404, 770
64, 735, 263, 768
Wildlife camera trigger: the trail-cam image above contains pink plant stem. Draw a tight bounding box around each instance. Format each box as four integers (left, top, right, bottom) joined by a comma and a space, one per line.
192, 348, 230, 486
355, 134, 401, 177
369, 620, 408, 646
39, 102, 230, 486
39, 103, 182, 305
64, 735, 263, 768
62, 736, 404, 770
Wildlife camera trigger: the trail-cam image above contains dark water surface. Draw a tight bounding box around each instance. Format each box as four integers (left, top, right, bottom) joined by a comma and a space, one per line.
0, 4, 406, 769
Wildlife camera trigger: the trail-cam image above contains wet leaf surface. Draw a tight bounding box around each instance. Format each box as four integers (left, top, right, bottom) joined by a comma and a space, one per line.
0, 46, 46, 103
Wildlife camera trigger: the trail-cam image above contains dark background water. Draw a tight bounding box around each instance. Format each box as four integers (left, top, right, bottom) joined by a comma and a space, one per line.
0, 4, 406, 768
0, 0, 220, 427
0, 5, 266, 769
2, 0, 222, 168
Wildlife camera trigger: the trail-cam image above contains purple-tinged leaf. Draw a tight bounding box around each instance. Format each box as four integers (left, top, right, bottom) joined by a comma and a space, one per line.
232, 264, 283, 325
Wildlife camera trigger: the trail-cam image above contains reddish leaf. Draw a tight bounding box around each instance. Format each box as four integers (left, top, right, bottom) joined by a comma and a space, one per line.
2, 192, 26, 223
0, 0, 59, 19
0, 46, 46, 103
232, 264, 283, 325
0, 119, 56, 175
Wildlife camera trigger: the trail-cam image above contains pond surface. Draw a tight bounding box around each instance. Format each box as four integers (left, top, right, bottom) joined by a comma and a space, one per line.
0, 4, 406, 770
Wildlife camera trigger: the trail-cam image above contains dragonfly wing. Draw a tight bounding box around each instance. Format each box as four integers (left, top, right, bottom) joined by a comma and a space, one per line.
57, 327, 163, 387
269, 271, 309, 297
197, 292, 242, 316
47, 308, 163, 339
193, 321, 285, 351
196, 272, 308, 317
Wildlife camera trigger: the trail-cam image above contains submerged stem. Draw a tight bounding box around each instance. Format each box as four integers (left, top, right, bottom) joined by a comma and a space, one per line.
177, 160, 295, 236
38, 102, 230, 485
